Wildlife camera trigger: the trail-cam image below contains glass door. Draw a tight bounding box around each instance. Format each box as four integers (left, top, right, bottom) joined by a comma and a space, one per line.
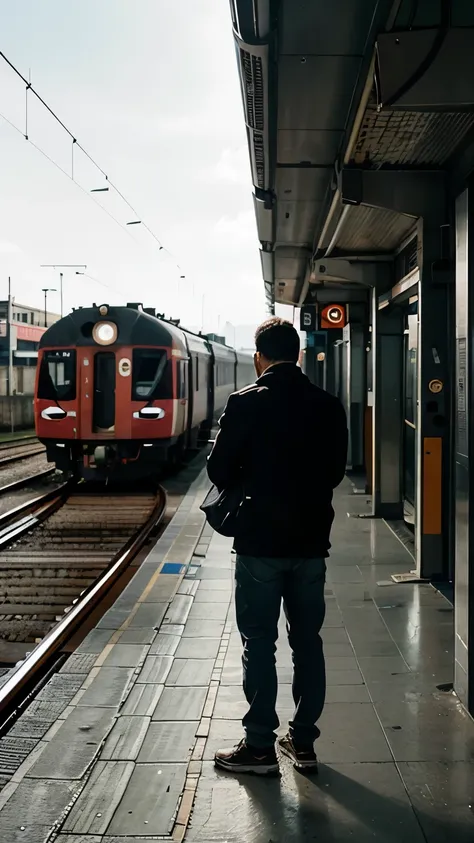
403, 301, 418, 527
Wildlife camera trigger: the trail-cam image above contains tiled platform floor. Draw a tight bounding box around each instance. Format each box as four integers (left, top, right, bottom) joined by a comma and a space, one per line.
186, 480, 474, 843
0, 473, 473, 842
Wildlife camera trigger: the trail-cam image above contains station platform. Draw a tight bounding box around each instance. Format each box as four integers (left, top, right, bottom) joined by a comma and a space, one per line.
0, 470, 473, 843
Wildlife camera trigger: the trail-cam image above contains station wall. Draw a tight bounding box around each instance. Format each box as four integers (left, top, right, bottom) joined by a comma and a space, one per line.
0, 395, 35, 431
0, 365, 36, 396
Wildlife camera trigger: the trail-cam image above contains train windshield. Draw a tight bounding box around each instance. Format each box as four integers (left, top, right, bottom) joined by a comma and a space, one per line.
38, 350, 76, 401
132, 349, 172, 400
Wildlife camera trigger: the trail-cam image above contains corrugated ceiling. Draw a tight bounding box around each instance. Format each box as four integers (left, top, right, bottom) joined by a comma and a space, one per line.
353, 102, 474, 168
336, 206, 416, 253
232, 1, 474, 308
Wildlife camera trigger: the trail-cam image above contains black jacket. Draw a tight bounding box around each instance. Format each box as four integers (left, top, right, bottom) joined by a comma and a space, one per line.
207, 363, 348, 558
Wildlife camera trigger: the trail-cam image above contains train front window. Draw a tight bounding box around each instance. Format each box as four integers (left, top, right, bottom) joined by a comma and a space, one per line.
132, 349, 172, 400
38, 350, 76, 401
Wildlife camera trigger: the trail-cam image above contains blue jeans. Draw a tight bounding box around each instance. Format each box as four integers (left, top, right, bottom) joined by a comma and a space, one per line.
235, 555, 326, 749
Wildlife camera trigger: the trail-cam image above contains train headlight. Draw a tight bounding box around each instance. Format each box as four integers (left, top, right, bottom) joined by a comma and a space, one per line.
93, 321, 117, 345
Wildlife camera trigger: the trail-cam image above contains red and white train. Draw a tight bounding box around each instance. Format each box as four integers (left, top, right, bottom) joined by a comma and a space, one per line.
34, 302, 254, 481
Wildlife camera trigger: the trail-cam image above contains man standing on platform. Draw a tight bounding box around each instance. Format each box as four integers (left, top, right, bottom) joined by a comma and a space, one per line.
207, 317, 348, 775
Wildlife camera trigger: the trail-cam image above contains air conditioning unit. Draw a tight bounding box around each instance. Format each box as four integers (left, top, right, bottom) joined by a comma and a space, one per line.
234, 35, 270, 191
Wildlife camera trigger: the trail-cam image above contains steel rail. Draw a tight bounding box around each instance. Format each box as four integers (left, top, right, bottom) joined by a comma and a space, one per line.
0, 483, 69, 537
0, 486, 167, 722
0, 467, 55, 495
0, 447, 46, 467
0, 436, 38, 450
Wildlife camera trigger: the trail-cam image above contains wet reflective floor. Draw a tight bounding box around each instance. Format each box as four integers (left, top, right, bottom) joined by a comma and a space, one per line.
2, 473, 473, 843
186, 479, 474, 843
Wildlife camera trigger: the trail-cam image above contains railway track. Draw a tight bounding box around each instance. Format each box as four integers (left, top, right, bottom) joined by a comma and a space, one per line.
0, 484, 167, 728
0, 438, 46, 467
0, 435, 37, 448
0, 485, 70, 555
0, 468, 55, 496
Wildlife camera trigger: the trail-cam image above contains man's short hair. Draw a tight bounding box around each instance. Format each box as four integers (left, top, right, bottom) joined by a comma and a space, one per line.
255, 317, 300, 363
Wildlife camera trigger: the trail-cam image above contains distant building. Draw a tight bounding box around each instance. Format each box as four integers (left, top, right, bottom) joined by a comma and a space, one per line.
0, 300, 61, 395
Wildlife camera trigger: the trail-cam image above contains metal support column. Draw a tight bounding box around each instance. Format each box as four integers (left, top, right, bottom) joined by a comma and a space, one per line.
325, 331, 342, 398
454, 188, 474, 713
415, 219, 450, 580
371, 289, 404, 519
342, 322, 365, 470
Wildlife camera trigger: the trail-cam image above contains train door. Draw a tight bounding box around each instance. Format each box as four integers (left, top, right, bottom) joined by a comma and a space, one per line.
175, 358, 189, 443
93, 352, 116, 432
207, 353, 214, 422
201, 342, 215, 440
183, 338, 193, 447
402, 301, 418, 527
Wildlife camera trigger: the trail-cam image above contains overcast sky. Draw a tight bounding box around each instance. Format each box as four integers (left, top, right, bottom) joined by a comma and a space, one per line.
0, 0, 284, 338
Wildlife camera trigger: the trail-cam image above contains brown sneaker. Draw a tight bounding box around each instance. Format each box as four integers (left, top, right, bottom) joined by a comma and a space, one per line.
214, 738, 279, 775
278, 734, 318, 773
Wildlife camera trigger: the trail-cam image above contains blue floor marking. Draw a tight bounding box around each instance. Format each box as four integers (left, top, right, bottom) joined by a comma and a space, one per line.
161, 562, 185, 575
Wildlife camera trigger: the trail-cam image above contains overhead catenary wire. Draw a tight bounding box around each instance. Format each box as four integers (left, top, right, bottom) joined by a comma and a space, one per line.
75, 271, 131, 302
0, 108, 138, 244
1, 109, 190, 307
0, 115, 135, 298
0, 49, 186, 279
0, 110, 160, 303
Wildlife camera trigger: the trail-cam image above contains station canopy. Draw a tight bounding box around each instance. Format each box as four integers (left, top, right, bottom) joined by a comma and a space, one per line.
230, 0, 474, 311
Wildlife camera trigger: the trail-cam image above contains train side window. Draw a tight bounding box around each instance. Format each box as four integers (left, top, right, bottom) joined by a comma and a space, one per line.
132, 349, 172, 400
195, 357, 199, 391
38, 350, 76, 401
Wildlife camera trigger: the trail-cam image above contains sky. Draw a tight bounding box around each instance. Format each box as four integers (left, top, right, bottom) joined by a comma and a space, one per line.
0, 0, 292, 343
